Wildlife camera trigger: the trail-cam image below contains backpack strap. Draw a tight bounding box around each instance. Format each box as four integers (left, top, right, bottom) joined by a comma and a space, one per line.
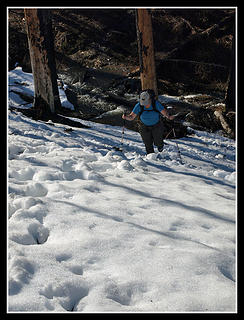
137, 89, 161, 121
138, 104, 144, 118
138, 99, 160, 118
151, 99, 158, 112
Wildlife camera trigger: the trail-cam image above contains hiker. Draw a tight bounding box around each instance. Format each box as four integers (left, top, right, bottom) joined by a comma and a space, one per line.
122, 89, 175, 155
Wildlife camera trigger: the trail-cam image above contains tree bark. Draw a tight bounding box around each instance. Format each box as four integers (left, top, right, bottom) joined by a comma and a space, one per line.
24, 9, 61, 114
136, 9, 158, 97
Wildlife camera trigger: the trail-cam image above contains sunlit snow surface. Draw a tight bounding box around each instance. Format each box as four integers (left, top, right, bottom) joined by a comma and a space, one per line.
8, 67, 236, 313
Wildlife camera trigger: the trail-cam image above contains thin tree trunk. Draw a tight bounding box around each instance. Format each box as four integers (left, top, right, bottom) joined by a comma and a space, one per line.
225, 36, 235, 112
24, 9, 61, 114
136, 9, 158, 97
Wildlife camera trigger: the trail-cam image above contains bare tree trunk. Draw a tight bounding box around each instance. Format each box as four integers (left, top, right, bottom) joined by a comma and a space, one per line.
214, 110, 234, 138
24, 9, 61, 115
214, 33, 235, 138
225, 36, 235, 112
136, 9, 158, 97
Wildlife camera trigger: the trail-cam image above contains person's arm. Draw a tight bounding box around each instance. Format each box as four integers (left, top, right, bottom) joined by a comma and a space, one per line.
160, 108, 175, 121
122, 112, 137, 121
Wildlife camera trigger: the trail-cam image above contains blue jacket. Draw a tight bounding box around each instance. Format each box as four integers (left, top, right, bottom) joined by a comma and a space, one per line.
132, 101, 165, 126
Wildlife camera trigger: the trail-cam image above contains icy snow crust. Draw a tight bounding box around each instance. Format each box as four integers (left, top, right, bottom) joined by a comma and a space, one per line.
8, 68, 236, 313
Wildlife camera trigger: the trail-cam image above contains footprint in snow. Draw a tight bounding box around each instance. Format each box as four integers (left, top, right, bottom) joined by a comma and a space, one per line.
106, 282, 133, 306
217, 261, 235, 282
9, 256, 35, 296
61, 159, 76, 172
9, 203, 46, 224
169, 219, 185, 231
25, 182, 48, 197
39, 281, 89, 311
8, 197, 44, 220
69, 265, 84, 276
28, 222, 50, 244
9, 221, 49, 245
9, 167, 35, 181
55, 253, 72, 263
105, 280, 147, 307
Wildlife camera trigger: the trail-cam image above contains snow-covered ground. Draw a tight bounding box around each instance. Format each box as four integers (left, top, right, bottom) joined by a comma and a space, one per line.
8, 67, 237, 313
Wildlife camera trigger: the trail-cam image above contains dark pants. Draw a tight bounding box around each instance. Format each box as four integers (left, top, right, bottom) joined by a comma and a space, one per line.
138, 121, 164, 154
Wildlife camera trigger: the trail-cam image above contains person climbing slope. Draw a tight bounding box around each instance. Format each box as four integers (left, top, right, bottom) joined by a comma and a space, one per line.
122, 89, 175, 154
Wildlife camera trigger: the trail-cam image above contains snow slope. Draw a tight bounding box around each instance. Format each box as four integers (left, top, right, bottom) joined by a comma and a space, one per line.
8, 68, 237, 313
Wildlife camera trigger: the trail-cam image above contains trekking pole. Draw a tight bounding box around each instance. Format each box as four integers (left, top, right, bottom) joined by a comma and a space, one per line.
121, 114, 125, 147
172, 127, 183, 164
164, 128, 174, 140
113, 113, 125, 152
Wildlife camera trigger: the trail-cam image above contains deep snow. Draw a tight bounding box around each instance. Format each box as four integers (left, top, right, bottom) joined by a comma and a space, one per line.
8, 67, 237, 313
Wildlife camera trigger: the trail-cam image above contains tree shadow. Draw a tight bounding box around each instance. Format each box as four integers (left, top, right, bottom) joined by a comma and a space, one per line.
52, 195, 232, 255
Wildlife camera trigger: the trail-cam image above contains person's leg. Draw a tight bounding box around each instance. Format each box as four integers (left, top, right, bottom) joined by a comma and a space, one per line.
139, 125, 154, 154
152, 122, 164, 152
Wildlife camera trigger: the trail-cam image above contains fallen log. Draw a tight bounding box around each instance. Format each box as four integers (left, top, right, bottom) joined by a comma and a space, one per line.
9, 105, 90, 129
104, 92, 136, 110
